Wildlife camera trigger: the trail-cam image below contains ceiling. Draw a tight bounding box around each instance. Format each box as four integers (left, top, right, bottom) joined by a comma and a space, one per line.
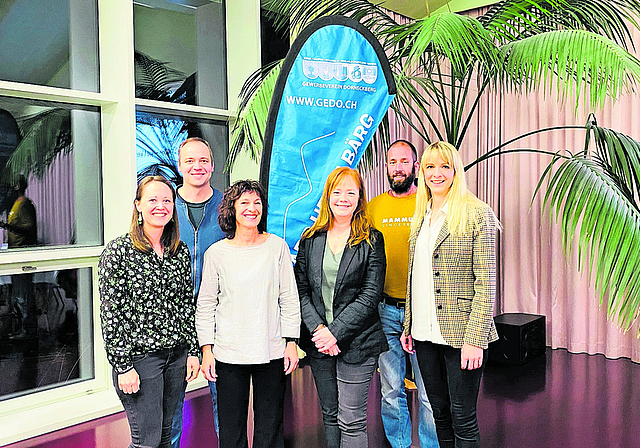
377, 0, 450, 19
378, 0, 496, 19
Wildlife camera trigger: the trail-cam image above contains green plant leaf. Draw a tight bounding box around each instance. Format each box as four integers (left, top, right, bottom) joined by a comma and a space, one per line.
501, 29, 640, 109
538, 124, 640, 334
227, 61, 282, 171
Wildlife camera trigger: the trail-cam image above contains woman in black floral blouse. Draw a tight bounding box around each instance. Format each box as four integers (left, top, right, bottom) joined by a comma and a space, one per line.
99, 176, 200, 448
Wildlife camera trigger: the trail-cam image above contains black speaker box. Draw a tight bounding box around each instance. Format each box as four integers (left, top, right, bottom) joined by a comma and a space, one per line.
489, 313, 546, 364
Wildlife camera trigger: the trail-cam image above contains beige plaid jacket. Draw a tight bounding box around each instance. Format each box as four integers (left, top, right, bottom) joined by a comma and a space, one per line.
403, 203, 499, 349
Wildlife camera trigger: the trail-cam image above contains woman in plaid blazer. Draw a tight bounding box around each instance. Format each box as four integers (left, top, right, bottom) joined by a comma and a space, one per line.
401, 141, 500, 448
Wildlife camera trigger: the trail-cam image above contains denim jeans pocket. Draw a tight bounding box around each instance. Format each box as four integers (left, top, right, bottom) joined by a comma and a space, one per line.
132, 352, 150, 362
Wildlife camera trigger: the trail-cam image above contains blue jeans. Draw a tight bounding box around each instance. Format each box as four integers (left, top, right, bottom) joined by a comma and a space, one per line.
170, 380, 219, 447
378, 302, 439, 448
415, 340, 486, 448
309, 355, 377, 448
113, 346, 187, 448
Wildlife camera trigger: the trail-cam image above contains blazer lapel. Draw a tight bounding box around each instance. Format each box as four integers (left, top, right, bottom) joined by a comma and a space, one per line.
434, 219, 450, 250
310, 233, 327, 297
334, 243, 357, 299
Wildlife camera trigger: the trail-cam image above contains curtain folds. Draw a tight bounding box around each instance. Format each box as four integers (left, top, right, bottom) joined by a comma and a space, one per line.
363, 8, 640, 362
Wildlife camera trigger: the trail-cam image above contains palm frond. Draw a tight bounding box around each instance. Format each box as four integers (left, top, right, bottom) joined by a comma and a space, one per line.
386, 13, 499, 79
3, 108, 71, 185
136, 164, 181, 185
588, 122, 640, 210
134, 51, 187, 101
481, 0, 640, 48
501, 29, 640, 109
226, 61, 282, 171
136, 117, 186, 185
537, 124, 640, 334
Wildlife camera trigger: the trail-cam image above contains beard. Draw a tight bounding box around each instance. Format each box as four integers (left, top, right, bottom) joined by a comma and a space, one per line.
388, 169, 416, 194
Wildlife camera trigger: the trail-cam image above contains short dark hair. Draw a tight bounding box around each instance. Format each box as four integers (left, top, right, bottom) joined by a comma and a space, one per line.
218, 180, 268, 237
129, 176, 181, 256
388, 140, 418, 163
16, 175, 28, 194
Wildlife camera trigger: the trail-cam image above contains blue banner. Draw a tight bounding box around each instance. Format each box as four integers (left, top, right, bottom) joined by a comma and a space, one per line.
261, 16, 396, 258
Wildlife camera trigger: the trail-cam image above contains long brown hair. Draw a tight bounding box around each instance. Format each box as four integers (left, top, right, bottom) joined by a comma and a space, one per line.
301, 167, 374, 247
129, 176, 181, 256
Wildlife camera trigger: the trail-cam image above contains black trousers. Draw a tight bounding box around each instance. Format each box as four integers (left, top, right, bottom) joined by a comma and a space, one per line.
414, 341, 486, 448
216, 358, 286, 448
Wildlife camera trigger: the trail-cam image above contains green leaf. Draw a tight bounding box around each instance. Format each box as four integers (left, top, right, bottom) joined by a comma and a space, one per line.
501, 29, 640, 109
538, 125, 640, 334
227, 61, 282, 171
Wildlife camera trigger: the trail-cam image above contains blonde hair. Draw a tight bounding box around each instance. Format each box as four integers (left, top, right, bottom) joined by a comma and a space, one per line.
301, 167, 374, 247
410, 141, 497, 238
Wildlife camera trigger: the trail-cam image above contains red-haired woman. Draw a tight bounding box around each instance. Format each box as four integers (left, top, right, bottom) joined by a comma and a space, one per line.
294, 167, 387, 448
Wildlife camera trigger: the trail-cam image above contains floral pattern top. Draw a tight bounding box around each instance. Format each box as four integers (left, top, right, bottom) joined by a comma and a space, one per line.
99, 234, 199, 373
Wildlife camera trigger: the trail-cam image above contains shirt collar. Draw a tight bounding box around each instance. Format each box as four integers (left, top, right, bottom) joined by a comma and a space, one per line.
427, 201, 448, 216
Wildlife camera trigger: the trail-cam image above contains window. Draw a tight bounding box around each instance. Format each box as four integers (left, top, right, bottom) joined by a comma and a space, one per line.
0, 0, 259, 444
0, 96, 102, 250
0, 267, 94, 400
134, 0, 227, 108
136, 110, 229, 191
0, 0, 99, 92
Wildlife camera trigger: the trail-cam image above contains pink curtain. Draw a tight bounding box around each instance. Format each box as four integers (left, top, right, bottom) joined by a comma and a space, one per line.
27, 150, 75, 246
362, 8, 640, 362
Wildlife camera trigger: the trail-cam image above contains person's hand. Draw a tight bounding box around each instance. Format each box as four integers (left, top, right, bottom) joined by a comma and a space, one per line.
118, 369, 140, 394
283, 342, 299, 375
312, 326, 338, 353
461, 343, 483, 370
400, 331, 414, 354
323, 344, 341, 356
201, 345, 217, 382
186, 356, 200, 382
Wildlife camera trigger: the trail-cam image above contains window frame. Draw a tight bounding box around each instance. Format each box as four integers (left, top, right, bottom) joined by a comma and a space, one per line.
0, 0, 261, 444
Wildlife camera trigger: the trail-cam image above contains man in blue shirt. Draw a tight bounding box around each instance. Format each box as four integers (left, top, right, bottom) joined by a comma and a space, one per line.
172, 137, 225, 447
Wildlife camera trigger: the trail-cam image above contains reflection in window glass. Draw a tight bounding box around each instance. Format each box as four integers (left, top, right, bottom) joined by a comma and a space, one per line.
0, 96, 102, 249
134, 0, 227, 109
136, 110, 229, 193
0, 0, 99, 92
0, 267, 93, 399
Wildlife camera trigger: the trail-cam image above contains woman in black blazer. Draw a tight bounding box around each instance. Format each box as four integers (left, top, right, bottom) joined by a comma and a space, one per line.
294, 167, 387, 448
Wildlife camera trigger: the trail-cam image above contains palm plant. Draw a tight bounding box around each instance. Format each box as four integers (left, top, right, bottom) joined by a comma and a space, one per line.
136, 114, 187, 185
2, 108, 71, 186
230, 0, 640, 334
2, 52, 195, 189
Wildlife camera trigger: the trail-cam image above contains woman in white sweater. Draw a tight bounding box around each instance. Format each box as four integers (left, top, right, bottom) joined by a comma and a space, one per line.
196, 179, 300, 448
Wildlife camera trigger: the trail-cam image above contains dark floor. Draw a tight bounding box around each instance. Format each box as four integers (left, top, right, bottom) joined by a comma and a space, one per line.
7, 348, 640, 448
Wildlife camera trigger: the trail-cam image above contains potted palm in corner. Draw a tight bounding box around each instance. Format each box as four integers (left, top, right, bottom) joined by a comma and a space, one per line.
229, 0, 640, 335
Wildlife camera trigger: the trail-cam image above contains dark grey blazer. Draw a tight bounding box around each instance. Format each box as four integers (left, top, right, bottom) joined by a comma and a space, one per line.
294, 228, 388, 364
